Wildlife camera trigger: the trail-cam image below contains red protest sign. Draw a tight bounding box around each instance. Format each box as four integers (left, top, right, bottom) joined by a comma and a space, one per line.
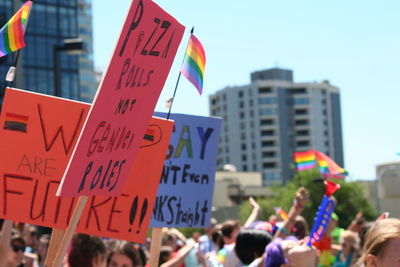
57, 0, 184, 197
0, 88, 173, 242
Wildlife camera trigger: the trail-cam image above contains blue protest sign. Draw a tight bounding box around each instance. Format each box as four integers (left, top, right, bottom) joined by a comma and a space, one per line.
151, 112, 222, 228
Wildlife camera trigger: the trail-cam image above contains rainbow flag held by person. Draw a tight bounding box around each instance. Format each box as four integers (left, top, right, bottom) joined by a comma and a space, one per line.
181, 33, 206, 95
0, 1, 32, 58
315, 151, 348, 179
294, 150, 348, 179
294, 150, 316, 171
274, 207, 288, 220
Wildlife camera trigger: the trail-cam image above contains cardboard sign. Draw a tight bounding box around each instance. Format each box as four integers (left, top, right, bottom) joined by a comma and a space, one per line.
151, 113, 222, 228
57, 0, 184, 197
0, 88, 173, 242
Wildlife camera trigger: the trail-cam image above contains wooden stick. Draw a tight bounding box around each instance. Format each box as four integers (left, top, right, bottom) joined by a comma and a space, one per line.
51, 196, 88, 267
148, 227, 164, 267
44, 228, 66, 267
0, 220, 13, 267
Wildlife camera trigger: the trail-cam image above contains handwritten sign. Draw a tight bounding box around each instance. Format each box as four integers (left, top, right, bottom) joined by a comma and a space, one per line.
151, 113, 222, 228
0, 88, 173, 242
57, 0, 184, 197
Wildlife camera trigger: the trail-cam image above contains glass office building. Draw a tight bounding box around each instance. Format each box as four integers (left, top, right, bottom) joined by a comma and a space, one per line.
0, 0, 97, 103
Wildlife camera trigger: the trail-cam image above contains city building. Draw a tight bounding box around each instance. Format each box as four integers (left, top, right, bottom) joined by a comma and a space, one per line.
209, 68, 344, 185
0, 0, 97, 103
375, 161, 400, 217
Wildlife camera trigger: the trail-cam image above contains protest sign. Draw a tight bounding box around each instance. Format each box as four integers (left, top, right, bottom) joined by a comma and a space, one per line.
0, 88, 173, 242
57, 0, 184, 197
151, 112, 222, 228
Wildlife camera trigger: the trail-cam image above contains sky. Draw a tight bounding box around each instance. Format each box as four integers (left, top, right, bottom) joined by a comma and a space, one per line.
92, 0, 400, 180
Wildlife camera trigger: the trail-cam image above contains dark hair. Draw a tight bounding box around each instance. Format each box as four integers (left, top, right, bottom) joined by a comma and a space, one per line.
68, 234, 107, 267
107, 241, 142, 266
159, 246, 173, 266
234, 229, 272, 265
221, 220, 241, 238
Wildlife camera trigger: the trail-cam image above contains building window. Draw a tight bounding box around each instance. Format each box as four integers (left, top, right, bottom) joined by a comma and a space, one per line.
293, 98, 309, 105
259, 87, 272, 94
241, 143, 247, 150
291, 88, 307, 94
261, 130, 275, 136
294, 109, 308, 115
259, 108, 277, 116
239, 91, 244, 98
243, 165, 247, 171
297, 140, 310, 147
242, 154, 247, 161
259, 97, 276, 105
263, 151, 276, 157
225, 146, 229, 153
239, 101, 244, 108
295, 119, 308, 126
253, 163, 257, 169
262, 141, 275, 147
296, 130, 309, 136
260, 119, 275, 126
240, 112, 245, 119
249, 99, 253, 106
241, 133, 246, 139
223, 94, 226, 101
252, 142, 256, 149
263, 162, 277, 168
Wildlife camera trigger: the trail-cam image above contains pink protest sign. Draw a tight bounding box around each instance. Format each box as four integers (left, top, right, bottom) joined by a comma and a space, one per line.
57, 0, 184, 197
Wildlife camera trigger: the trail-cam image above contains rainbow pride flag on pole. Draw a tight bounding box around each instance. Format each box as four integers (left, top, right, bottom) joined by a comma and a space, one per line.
294, 150, 348, 179
181, 31, 206, 95
0, 1, 32, 58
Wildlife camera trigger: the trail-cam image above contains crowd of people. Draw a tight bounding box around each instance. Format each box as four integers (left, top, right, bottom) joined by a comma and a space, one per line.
1, 187, 400, 267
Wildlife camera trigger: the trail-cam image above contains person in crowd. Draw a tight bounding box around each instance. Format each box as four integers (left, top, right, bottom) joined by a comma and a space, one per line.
22, 225, 38, 254
68, 234, 107, 267
293, 216, 308, 240
6, 232, 38, 267
199, 218, 218, 255
332, 230, 360, 267
264, 238, 318, 267
36, 234, 50, 267
234, 229, 272, 266
107, 240, 142, 267
355, 218, 400, 267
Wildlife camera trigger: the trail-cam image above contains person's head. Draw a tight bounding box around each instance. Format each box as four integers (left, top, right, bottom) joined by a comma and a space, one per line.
234, 229, 272, 265
68, 234, 107, 267
8, 234, 26, 266
107, 241, 142, 267
220, 220, 241, 244
192, 231, 201, 243
357, 218, 400, 267
340, 230, 359, 252
23, 225, 38, 248
161, 231, 178, 251
264, 239, 318, 267
293, 216, 308, 240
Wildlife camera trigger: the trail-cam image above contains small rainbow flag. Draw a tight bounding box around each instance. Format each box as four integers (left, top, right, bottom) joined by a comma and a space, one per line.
3, 112, 29, 133
274, 207, 288, 220
0, 1, 32, 58
315, 151, 348, 179
181, 33, 206, 95
294, 150, 316, 171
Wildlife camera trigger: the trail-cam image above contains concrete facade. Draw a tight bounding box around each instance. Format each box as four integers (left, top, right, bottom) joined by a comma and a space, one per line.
209, 68, 344, 185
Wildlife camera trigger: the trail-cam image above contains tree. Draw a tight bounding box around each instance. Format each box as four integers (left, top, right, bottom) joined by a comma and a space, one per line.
240, 170, 376, 229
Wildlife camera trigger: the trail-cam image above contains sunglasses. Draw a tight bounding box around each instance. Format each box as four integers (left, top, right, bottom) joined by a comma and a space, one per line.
12, 244, 25, 253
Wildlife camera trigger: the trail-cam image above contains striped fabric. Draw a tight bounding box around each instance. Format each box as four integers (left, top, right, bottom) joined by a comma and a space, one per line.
0, 1, 32, 57
181, 34, 206, 95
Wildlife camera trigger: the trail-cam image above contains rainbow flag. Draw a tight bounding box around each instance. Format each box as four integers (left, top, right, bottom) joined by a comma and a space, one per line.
315, 151, 348, 179
294, 150, 316, 171
274, 207, 288, 220
0, 1, 32, 58
181, 33, 206, 95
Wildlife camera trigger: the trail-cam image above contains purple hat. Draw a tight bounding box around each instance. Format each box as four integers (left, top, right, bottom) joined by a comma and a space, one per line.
264, 239, 287, 267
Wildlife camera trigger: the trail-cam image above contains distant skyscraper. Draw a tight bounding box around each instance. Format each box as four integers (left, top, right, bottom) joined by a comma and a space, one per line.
209, 68, 344, 185
0, 0, 97, 103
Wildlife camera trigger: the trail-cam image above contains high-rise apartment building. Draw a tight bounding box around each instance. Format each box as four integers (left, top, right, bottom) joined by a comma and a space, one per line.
0, 0, 97, 103
209, 68, 344, 185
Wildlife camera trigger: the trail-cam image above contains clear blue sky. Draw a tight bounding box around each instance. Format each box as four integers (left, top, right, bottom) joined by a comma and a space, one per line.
92, 0, 400, 180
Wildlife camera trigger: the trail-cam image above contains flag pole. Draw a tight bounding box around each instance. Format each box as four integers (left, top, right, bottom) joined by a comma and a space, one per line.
166, 26, 194, 120
1, 0, 33, 110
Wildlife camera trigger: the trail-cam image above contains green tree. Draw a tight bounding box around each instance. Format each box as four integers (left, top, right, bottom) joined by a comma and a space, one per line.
240, 170, 376, 229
